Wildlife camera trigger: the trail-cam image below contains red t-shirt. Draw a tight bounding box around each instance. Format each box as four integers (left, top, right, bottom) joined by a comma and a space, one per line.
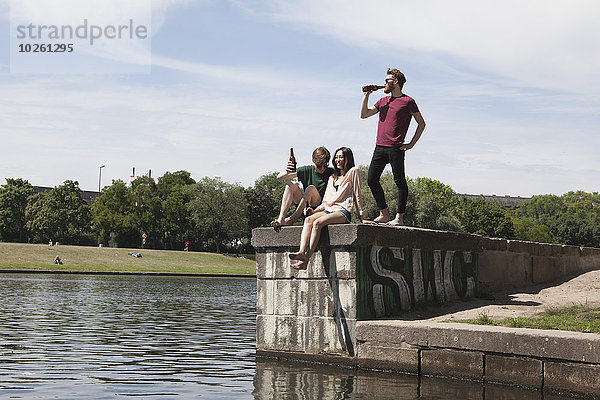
374, 95, 419, 146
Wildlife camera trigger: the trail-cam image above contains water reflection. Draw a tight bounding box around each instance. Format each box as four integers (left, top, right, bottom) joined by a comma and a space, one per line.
253, 359, 561, 400
0, 274, 574, 399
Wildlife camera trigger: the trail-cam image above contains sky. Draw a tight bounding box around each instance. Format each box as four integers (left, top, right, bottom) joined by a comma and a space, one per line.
1, 0, 599, 197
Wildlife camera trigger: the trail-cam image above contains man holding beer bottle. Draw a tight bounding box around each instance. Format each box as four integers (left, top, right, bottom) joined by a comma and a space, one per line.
360, 68, 426, 226
271, 146, 334, 228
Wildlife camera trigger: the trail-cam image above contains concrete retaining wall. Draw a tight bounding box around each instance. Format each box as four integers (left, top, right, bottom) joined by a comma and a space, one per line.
252, 224, 600, 397
478, 237, 600, 292
356, 320, 600, 397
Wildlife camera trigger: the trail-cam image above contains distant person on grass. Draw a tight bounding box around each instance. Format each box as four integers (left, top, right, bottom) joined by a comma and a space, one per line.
271, 146, 334, 228
289, 147, 365, 270
361, 68, 426, 226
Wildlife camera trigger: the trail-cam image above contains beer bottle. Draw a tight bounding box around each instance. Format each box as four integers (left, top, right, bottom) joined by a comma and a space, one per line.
289, 148, 297, 172
362, 84, 385, 92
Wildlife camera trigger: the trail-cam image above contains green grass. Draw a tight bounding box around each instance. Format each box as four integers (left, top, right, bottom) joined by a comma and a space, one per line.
455, 305, 600, 334
0, 242, 256, 275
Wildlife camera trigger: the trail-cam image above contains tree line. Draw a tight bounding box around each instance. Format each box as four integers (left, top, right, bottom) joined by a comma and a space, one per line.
0, 168, 599, 251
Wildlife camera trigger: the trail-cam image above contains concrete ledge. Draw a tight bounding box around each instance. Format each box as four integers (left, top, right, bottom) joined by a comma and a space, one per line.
421, 348, 484, 380
252, 224, 484, 251
544, 361, 600, 396
485, 355, 542, 388
356, 320, 600, 364
355, 320, 600, 397
356, 343, 419, 373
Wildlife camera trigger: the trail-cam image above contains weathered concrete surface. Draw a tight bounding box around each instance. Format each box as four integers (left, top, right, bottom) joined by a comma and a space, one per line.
252, 224, 485, 250
544, 362, 600, 396
253, 224, 600, 397
356, 320, 600, 364
356, 343, 419, 373
485, 355, 543, 388
421, 348, 484, 380
254, 224, 482, 362
354, 321, 600, 397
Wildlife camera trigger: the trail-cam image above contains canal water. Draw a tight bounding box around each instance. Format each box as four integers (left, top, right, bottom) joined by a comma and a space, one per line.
0, 274, 574, 399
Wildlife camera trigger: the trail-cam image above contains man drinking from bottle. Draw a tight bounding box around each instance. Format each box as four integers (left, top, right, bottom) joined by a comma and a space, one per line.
360, 68, 426, 225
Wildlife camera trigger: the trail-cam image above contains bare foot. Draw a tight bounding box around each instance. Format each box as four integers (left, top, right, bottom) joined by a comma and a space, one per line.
289, 252, 306, 261
291, 261, 307, 270
385, 218, 404, 226
373, 215, 391, 224
280, 217, 294, 226
270, 219, 282, 228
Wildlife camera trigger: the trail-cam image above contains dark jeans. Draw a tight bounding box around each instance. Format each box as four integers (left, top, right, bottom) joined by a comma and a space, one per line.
367, 145, 408, 214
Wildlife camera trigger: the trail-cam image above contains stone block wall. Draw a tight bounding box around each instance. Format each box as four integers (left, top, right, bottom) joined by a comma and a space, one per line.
253, 224, 600, 397
253, 224, 482, 359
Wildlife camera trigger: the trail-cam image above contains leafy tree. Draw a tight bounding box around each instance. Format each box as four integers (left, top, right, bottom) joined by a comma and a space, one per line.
157, 170, 195, 196
516, 194, 565, 231
510, 215, 555, 243
0, 178, 35, 242
26, 180, 92, 244
246, 172, 285, 233
457, 197, 515, 239
92, 180, 138, 247
186, 177, 249, 253
157, 171, 196, 250
358, 169, 461, 230
517, 192, 600, 247
129, 176, 162, 249
405, 177, 462, 231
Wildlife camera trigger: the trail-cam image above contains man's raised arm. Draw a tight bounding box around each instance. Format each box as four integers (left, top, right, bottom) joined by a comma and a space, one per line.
277, 161, 298, 180
360, 91, 379, 119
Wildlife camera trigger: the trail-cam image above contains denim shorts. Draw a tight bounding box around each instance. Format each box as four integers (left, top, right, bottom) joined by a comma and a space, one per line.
323, 209, 351, 223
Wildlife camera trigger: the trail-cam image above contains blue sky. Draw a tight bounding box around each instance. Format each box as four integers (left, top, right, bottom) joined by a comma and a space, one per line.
1, 0, 599, 196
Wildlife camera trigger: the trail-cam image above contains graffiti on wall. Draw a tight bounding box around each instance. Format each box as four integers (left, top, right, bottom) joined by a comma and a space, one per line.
356, 246, 478, 319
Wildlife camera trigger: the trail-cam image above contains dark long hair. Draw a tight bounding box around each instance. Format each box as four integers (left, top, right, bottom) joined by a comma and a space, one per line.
333, 147, 355, 176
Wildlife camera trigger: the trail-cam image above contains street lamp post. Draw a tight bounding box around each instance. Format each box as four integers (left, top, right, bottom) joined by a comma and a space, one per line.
98, 165, 105, 194
97, 165, 105, 247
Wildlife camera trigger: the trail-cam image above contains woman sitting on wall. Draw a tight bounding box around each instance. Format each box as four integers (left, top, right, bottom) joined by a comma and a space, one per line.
289, 146, 365, 270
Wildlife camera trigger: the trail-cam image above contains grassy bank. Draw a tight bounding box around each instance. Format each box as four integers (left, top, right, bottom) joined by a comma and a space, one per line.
0, 242, 256, 275
455, 305, 600, 334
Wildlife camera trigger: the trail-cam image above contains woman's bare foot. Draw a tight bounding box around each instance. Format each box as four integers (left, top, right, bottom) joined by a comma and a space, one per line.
289, 252, 306, 261
291, 261, 307, 270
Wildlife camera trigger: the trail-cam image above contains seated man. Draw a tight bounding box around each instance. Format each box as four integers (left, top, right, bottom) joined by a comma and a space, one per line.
271, 146, 334, 227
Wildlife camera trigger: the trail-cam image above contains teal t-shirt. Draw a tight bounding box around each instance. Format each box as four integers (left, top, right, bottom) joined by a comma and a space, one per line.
296, 165, 334, 198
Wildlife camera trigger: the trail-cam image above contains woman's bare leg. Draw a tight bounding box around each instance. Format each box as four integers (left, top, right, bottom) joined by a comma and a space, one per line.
289, 212, 324, 261
291, 212, 346, 269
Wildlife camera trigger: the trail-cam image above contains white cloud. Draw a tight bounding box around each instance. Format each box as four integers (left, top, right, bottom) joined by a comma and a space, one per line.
2, 0, 598, 198
239, 0, 600, 94
0, 72, 365, 190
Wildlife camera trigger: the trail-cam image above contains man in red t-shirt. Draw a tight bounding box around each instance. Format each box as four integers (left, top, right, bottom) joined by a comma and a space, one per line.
360, 68, 426, 225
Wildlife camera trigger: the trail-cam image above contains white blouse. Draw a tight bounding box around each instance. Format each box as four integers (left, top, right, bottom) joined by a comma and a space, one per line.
316, 166, 364, 219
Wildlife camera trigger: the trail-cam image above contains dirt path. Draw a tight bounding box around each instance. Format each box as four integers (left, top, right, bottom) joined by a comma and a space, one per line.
401, 269, 600, 322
